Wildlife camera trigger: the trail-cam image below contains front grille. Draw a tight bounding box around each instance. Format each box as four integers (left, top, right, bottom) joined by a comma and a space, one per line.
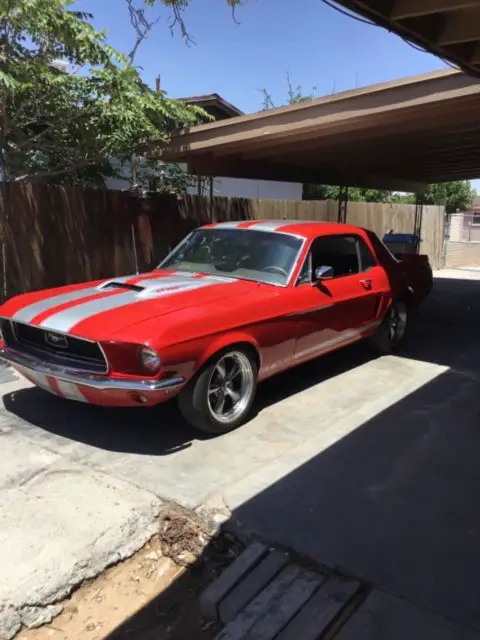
2, 320, 108, 373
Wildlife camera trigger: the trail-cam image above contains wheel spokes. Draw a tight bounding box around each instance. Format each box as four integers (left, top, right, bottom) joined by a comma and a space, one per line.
226, 362, 242, 382
207, 351, 255, 424
208, 386, 222, 395
213, 391, 226, 414
225, 388, 241, 403
215, 360, 227, 381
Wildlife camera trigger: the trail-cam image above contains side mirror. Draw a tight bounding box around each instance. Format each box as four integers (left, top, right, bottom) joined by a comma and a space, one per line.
314, 265, 334, 282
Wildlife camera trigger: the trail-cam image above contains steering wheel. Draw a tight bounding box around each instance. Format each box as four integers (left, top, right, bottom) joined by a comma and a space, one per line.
264, 265, 288, 277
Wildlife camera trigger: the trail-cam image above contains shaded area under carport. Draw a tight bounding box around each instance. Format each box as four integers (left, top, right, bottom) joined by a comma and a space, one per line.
227, 272, 480, 632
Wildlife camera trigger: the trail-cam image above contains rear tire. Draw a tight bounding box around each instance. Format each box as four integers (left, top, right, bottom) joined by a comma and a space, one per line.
370, 300, 408, 354
178, 348, 258, 435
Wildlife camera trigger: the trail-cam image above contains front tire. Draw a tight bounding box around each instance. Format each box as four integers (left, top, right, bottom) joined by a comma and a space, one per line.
370, 300, 408, 353
178, 348, 258, 434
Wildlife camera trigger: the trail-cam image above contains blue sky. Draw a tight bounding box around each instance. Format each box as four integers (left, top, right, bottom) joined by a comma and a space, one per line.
74, 0, 479, 190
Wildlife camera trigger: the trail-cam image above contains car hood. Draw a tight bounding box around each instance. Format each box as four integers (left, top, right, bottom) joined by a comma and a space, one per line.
2, 271, 262, 341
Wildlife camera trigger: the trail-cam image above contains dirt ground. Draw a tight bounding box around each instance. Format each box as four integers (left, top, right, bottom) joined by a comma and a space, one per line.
17, 513, 243, 640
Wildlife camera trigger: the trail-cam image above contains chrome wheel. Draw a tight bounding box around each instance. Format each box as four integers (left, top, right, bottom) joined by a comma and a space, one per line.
387, 302, 407, 345
207, 351, 255, 425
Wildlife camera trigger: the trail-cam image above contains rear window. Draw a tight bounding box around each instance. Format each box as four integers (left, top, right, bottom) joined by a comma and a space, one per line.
365, 230, 399, 264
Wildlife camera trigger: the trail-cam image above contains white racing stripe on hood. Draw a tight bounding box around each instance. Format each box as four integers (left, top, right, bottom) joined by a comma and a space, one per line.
14, 272, 198, 324
38, 275, 231, 333
39, 290, 139, 332
13, 287, 102, 324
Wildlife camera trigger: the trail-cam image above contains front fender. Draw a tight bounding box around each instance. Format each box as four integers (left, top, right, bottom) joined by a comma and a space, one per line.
196, 332, 261, 371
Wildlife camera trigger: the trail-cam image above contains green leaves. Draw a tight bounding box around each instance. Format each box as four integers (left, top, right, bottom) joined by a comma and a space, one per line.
422, 181, 476, 213
1, 0, 208, 186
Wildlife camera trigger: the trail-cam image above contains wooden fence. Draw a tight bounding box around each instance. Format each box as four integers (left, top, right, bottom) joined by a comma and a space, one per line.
0, 183, 444, 299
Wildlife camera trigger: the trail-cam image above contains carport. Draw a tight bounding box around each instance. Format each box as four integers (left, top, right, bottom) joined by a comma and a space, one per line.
332, 0, 480, 79
162, 69, 480, 239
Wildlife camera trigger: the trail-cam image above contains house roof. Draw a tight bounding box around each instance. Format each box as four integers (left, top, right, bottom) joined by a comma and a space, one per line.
332, 0, 480, 79
180, 93, 244, 120
161, 69, 480, 193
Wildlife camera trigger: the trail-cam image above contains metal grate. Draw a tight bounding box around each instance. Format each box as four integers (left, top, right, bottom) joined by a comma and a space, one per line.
2, 320, 108, 373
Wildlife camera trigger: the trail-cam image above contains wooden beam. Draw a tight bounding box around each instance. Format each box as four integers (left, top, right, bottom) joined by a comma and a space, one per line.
425, 169, 480, 180
186, 156, 427, 194
437, 10, 480, 45
272, 139, 480, 171
471, 43, 480, 64
241, 120, 480, 164
424, 170, 480, 181
391, 0, 480, 20
160, 71, 476, 160
231, 98, 480, 161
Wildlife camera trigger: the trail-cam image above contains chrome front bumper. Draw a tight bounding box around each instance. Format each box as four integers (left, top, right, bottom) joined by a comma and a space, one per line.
0, 346, 185, 393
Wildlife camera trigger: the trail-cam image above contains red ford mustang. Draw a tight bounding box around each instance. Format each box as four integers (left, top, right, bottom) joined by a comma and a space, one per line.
0, 220, 432, 434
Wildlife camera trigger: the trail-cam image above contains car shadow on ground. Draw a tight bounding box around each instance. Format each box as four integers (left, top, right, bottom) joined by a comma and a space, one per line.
103, 274, 480, 637
3, 338, 377, 456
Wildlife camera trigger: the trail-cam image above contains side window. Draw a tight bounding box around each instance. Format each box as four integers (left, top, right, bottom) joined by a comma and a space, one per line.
296, 234, 378, 285
357, 237, 377, 272
297, 252, 312, 285
310, 235, 359, 278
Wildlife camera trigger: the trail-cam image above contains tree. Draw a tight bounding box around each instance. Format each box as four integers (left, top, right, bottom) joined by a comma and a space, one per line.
260, 73, 317, 111
423, 181, 475, 213
0, 0, 208, 186
304, 184, 393, 203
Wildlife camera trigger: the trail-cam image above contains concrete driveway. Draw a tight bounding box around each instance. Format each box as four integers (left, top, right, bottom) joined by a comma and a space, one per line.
1, 269, 478, 637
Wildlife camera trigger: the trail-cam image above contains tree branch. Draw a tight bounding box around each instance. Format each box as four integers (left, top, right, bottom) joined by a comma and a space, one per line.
168, 3, 195, 46
230, 2, 240, 25
126, 0, 161, 63
258, 88, 276, 111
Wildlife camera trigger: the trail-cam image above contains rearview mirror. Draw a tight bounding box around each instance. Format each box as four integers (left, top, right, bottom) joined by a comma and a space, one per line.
314, 265, 334, 282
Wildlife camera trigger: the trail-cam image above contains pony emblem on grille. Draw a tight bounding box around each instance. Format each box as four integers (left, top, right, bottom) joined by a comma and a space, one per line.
44, 331, 68, 348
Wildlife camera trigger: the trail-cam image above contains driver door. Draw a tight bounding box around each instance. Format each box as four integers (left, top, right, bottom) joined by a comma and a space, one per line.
292, 233, 388, 362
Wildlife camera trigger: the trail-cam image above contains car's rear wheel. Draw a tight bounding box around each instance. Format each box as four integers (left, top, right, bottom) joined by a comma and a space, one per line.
178, 348, 258, 434
371, 300, 408, 353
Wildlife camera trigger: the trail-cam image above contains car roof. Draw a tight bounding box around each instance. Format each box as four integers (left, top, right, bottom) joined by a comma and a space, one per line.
201, 219, 366, 240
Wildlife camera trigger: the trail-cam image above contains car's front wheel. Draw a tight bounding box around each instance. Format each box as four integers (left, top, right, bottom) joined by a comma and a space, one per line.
370, 299, 408, 353
178, 348, 258, 434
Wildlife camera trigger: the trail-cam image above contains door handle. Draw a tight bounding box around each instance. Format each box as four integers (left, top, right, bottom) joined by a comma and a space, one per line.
360, 279, 372, 290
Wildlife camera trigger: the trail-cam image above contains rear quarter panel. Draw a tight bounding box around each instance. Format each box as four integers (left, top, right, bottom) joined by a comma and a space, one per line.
364, 230, 432, 308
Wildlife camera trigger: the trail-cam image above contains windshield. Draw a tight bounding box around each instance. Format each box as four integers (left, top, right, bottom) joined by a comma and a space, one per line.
158, 228, 303, 286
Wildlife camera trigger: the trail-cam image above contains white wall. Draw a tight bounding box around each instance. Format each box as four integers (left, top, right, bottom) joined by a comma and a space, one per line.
186, 174, 302, 201
104, 158, 303, 201
104, 158, 133, 191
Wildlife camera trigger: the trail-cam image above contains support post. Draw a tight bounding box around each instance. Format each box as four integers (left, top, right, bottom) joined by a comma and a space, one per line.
209, 176, 214, 221
414, 193, 424, 253
338, 185, 348, 224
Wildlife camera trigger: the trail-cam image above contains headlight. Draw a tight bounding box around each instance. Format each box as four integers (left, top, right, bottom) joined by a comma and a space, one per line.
139, 346, 161, 373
